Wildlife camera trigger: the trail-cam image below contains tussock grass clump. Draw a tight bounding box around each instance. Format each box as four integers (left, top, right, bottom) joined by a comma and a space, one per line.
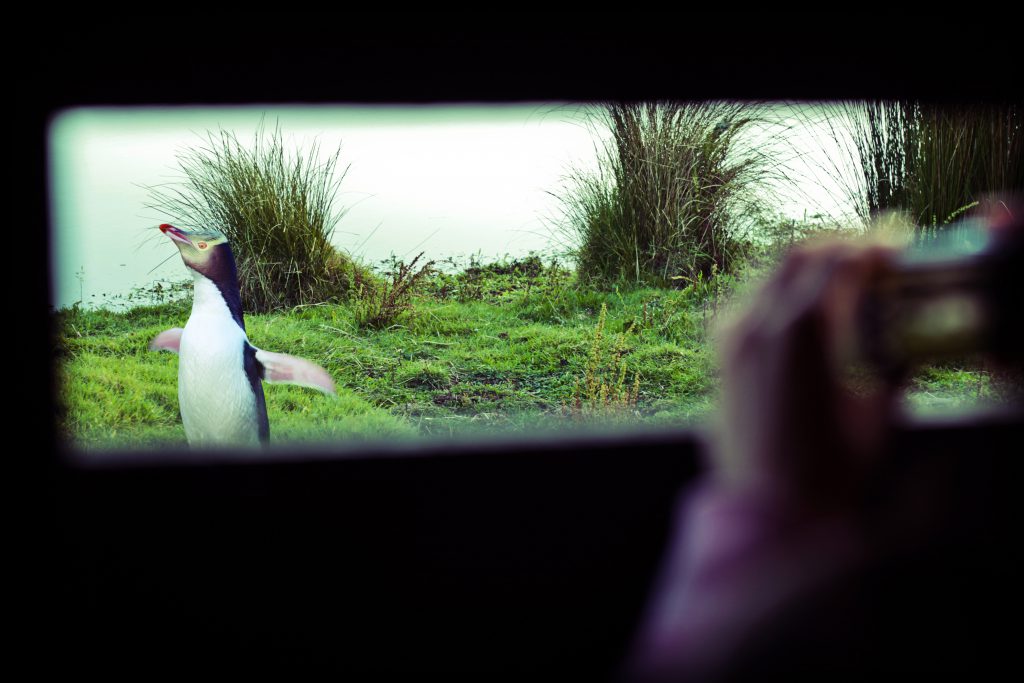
146, 122, 376, 312
822, 102, 1023, 234
559, 102, 773, 288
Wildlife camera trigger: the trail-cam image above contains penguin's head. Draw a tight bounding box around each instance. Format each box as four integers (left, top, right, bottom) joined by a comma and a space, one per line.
159, 223, 238, 284
160, 223, 228, 263
160, 222, 245, 326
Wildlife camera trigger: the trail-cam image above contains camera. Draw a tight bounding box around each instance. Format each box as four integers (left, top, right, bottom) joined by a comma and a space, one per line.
860, 207, 1024, 374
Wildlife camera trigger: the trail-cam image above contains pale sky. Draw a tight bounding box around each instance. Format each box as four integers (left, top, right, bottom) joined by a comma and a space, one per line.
48, 103, 856, 310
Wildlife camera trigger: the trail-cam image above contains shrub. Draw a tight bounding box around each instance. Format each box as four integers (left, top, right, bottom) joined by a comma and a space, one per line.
567, 303, 641, 419
146, 121, 375, 312
353, 253, 435, 330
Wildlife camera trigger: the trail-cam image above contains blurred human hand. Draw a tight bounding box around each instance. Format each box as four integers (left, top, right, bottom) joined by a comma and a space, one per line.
629, 240, 901, 682
630, 202, 1021, 681
713, 240, 899, 511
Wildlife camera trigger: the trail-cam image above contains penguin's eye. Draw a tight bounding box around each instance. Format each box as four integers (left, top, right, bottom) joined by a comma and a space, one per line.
197, 241, 208, 250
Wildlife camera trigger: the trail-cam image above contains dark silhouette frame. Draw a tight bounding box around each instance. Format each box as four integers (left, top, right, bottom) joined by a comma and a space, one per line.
34, 28, 1021, 677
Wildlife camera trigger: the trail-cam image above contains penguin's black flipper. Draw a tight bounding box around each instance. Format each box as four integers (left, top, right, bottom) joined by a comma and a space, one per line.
251, 346, 337, 396
243, 343, 271, 443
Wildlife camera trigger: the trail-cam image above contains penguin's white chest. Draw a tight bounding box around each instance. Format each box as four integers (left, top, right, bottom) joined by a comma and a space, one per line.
178, 310, 262, 447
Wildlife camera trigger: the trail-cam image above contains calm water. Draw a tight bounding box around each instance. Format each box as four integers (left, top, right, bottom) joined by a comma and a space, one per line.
49, 103, 857, 310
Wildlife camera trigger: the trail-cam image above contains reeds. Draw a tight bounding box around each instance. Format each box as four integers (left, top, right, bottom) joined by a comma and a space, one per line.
817, 102, 1023, 235
146, 122, 373, 312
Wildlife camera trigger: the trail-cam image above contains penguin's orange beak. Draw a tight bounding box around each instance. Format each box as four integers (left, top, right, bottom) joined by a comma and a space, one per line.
160, 223, 193, 247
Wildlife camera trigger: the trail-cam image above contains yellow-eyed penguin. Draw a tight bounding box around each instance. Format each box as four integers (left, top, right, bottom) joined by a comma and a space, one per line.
150, 223, 335, 447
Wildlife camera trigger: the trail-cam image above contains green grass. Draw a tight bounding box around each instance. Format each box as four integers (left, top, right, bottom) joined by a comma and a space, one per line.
55, 260, 726, 450
55, 249, 1018, 450
903, 361, 1020, 416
